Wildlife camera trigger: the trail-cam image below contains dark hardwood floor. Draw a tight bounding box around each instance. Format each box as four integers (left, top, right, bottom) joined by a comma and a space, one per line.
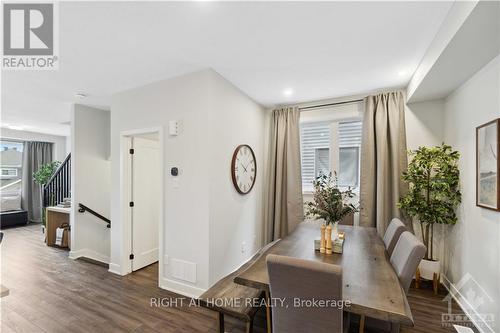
1, 224, 470, 333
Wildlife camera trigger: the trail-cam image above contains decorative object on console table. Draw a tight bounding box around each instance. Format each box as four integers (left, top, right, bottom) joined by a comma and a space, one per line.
305, 172, 358, 255
399, 144, 461, 294
476, 119, 499, 211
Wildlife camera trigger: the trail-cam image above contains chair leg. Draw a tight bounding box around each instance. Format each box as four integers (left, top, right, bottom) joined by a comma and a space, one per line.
415, 268, 421, 289
246, 317, 254, 333
344, 312, 351, 333
433, 273, 439, 295
359, 315, 365, 333
390, 322, 400, 333
217, 312, 224, 333
265, 290, 272, 333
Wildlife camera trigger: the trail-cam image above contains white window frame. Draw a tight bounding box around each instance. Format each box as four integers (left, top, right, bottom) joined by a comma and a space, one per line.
0, 168, 18, 177
299, 101, 363, 194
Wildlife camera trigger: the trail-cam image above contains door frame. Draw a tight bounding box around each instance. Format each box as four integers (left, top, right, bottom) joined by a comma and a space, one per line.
119, 126, 164, 284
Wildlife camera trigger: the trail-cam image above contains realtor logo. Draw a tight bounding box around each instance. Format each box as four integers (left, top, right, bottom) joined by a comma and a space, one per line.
442, 273, 495, 332
2, 2, 58, 69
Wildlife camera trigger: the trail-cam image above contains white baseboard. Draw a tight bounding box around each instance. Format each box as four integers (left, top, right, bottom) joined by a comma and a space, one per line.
441, 274, 494, 333
69, 248, 110, 265
108, 263, 124, 275
160, 277, 206, 299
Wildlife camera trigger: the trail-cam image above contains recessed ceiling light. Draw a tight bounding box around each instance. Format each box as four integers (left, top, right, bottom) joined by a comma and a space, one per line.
75, 93, 87, 98
283, 88, 293, 97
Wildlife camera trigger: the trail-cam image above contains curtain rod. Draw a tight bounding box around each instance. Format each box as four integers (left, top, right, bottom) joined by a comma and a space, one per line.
299, 98, 364, 111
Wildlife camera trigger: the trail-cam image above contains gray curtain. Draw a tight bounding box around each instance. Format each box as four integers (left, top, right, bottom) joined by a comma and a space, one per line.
21, 141, 53, 222
360, 91, 409, 236
264, 106, 304, 243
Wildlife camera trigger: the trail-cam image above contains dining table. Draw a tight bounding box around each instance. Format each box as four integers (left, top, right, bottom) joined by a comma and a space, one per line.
233, 220, 414, 333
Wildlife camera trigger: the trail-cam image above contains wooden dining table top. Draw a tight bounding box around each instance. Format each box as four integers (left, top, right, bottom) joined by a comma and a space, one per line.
234, 220, 414, 326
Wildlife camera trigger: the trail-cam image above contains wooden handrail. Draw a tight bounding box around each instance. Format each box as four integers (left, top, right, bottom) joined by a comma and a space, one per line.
78, 203, 111, 228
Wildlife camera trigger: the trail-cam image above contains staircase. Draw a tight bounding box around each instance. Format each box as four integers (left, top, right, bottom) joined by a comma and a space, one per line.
43, 153, 71, 207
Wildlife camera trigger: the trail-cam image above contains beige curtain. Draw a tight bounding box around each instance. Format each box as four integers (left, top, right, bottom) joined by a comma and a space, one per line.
360, 91, 409, 236
264, 106, 304, 243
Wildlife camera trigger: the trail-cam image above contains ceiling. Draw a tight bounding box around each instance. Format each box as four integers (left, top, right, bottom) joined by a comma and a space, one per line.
1, 1, 453, 136
408, 1, 499, 103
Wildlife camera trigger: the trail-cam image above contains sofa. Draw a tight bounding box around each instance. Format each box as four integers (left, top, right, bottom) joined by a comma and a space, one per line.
0, 192, 28, 229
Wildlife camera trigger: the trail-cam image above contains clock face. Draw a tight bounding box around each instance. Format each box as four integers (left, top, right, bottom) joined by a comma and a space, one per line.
231, 145, 257, 194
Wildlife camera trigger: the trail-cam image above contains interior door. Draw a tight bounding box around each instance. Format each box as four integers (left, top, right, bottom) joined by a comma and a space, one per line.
131, 136, 160, 271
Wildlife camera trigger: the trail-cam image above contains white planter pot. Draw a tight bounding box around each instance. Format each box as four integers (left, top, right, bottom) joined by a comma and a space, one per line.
419, 259, 440, 281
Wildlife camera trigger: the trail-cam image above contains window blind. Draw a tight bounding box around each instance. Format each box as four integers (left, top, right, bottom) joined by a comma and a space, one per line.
300, 122, 330, 191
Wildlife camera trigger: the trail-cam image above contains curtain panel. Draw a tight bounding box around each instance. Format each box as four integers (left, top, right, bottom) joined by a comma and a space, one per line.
264, 106, 304, 243
360, 91, 410, 235
21, 141, 53, 223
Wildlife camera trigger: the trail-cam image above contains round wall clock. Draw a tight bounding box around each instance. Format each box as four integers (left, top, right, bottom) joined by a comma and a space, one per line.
231, 144, 257, 194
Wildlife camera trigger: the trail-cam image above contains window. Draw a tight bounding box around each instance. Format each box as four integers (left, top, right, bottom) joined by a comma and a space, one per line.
300, 122, 330, 192
0, 140, 24, 194
1, 168, 18, 177
300, 120, 362, 192
339, 147, 359, 187
315, 148, 330, 178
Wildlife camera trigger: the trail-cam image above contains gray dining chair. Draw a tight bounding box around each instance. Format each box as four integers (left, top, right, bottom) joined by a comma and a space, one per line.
383, 218, 406, 257
390, 231, 427, 293
359, 231, 426, 333
266, 254, 346, 333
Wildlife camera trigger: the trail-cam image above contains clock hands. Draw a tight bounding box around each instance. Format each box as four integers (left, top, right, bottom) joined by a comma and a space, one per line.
244, 160, 254, 170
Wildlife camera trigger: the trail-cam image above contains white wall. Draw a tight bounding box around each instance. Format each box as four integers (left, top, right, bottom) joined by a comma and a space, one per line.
111, 70, 211, 296
407, 1, 477, 101
405, 100, 445, 151
110, 69, 266, 296
405, 99, 448, 267
207, 72, 266, 284
441, 56, 500, 331
70, 104, 111, 264
0, 127, 69, 161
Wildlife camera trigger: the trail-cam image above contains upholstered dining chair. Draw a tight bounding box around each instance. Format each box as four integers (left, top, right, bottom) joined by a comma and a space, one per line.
358, 231, 426, 333
383, 218, 406, 257
266, 254, 346, 333
390, 231, 427, 293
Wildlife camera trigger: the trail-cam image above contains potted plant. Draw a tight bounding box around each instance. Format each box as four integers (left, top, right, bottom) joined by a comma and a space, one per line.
33, 161, 61, 229
305, 172, 358, 254
398, 144, 461, 292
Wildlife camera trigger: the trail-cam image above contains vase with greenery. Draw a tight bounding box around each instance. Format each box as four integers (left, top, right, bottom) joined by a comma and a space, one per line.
306, 172, 358, 253
33, 161, 61, 226
398, 144, 461, 264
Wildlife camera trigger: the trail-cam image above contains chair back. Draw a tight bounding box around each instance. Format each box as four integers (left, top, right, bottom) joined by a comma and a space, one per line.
266, 254, 343, 333
383, 218, 406, 257
390, 231, 426, 293
338, 213, 354, 226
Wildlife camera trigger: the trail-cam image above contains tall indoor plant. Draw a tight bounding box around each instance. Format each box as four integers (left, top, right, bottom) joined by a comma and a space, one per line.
33, 161, 61, 226
398, 144, 461, 281
306, 172, 358, 254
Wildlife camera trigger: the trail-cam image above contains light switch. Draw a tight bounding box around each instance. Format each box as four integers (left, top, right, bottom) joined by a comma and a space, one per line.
169, 120, 179, 136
